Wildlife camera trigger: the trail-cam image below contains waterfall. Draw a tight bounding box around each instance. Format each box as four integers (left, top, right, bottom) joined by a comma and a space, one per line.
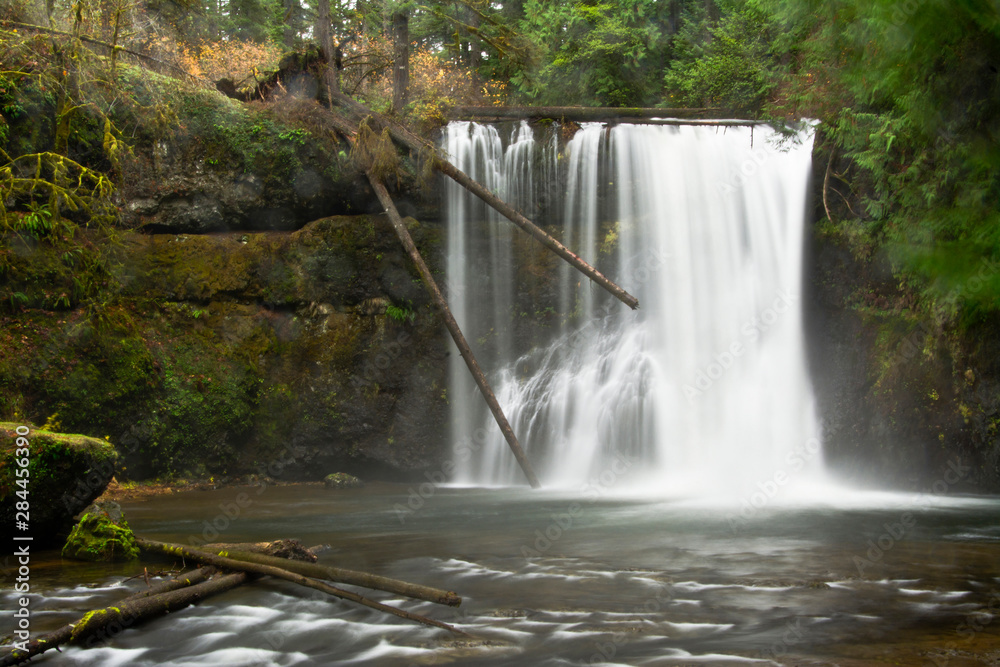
444, 120, 822, 496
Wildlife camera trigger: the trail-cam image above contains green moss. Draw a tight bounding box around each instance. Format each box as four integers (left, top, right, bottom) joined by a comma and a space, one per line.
71, 609, 108, 640
62, 503, 139, 562
0, 425, 117, 544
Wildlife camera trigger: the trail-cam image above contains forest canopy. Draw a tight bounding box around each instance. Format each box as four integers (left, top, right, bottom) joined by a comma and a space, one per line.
1, 0, 999, 324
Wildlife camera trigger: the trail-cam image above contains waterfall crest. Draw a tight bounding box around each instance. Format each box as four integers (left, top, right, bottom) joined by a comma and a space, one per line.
444, 120, 822, 495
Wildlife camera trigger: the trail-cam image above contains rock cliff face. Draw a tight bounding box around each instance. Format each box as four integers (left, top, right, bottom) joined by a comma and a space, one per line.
1, 215, 450, 483
0, 71, 454, 483
122, 215, 450, 481
804, 211, 1000, 493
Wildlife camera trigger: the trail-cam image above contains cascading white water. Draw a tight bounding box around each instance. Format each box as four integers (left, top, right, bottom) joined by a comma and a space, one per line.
444, 120, 822, 495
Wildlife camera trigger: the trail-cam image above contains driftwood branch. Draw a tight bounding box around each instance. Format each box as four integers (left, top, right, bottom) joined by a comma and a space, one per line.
0, 568, 246, 666
331, 91, 640, 310
210, 547, 462, 606
137, 538, 470, 636
367, 171, 542, 488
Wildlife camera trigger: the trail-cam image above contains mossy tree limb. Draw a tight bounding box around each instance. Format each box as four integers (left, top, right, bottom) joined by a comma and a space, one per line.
0, 568, 246, 666
200, 547, 462, 606
137, 538, 470, 636
0, 152, 117, 233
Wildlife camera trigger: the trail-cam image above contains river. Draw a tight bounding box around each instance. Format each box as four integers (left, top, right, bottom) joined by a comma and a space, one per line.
5, 481, 1000, 665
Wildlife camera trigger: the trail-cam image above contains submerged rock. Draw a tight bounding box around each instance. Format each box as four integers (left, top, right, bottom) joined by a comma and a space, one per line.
62, 501, 139, 562
324, 472, 364, 489
0, 424, 118, 547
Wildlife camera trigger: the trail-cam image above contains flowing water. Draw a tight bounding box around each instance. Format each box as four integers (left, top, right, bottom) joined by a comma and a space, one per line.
4, 485, 1000, 665
4, 121, 1000, 665
443, 121, 820, 493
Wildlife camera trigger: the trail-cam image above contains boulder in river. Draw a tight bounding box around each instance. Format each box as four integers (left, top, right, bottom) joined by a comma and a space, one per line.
0, 423, 118, 547
62, 501, 140, 562
324, 472, 364, 489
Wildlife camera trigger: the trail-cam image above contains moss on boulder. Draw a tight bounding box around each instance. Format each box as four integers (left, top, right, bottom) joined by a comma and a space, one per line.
62, 501, 139, 562
0, 424, 118, 547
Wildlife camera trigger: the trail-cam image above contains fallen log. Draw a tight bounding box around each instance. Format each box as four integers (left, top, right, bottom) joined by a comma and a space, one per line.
367, 171, 542, 488
0, 569, 247, 666
449, 105, 719, 121
209, 547, 462, 606
138, 538, 470, 636
123, 565, 216, 598
331, 91, 640, 311
201, 539, 318, 562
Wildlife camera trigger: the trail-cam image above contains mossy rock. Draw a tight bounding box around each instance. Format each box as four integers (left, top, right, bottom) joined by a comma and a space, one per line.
0, 424, 118, 547
324, 472, 364, 489
62, 501, 139, 562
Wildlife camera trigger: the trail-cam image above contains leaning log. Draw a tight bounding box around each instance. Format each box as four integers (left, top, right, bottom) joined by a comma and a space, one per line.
315, 105, 542, 488
331, 91, 640, 311
367, 172, 542, 488
137, 539, 470, 636
208, 547, 462, 606
0, 569, 247, 666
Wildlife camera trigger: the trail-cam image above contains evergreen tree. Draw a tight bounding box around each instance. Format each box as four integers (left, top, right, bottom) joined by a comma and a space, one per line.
768, 0, 1000, 318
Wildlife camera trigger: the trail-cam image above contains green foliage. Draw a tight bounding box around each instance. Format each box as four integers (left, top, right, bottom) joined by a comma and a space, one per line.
62, 504, 140, 562
663, 0, 779, 114
134, 335, 262, 477
0, 153, 117, 233
385, 302, 416, 323
176, 89, 322, 184
766, 0, 1000, 321
515, 0, 673, 106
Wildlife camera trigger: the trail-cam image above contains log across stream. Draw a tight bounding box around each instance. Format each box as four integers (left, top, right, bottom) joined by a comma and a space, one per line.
4, 483, 1000, 665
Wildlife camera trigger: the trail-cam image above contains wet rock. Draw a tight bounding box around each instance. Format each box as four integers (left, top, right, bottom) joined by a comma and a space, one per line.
62, 501, 139, 562
324, 473, 364, 489
0, 424, 118, 548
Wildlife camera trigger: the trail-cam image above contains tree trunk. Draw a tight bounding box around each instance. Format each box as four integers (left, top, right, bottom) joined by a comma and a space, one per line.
282, 0, 298, 49
330, 92, 640, 310
207, 547, 462, 606
391, 9, 409, 113
99, 0, 112, 39
137, 539, 470, 635
0, 569, 246, 666
468, 12, 481, 71
366, 172, 542, 488
316, 0, 338, 101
